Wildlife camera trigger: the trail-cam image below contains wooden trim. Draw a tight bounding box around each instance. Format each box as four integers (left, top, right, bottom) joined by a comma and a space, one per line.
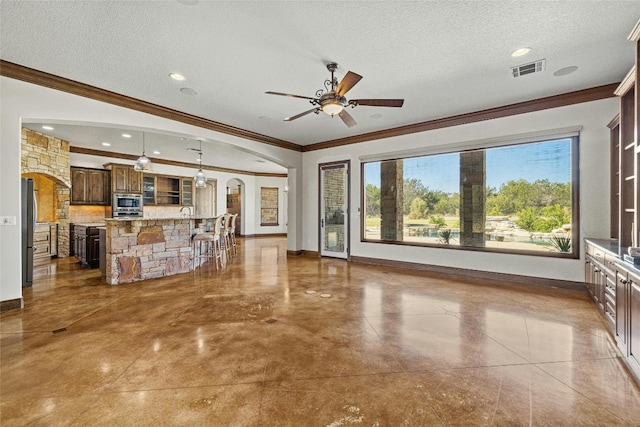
287, 250, 303, 256
241, 233, 287, 238
1, 60, 302, 152
349, 255, 586, 291
303, 83, 619, 152
629, 19, 640, 42
2, 60, 618, 155
0, 298, 22, 313
69, 146, 287, 178
615, 67, 636, 96
302, 250, 320, 257
608, 113, 621, 129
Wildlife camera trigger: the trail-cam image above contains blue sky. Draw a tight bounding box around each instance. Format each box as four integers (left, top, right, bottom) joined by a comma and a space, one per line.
364, 139, 571, 193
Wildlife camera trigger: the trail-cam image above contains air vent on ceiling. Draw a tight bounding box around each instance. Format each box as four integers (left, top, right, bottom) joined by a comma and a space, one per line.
511, 59, 546, 78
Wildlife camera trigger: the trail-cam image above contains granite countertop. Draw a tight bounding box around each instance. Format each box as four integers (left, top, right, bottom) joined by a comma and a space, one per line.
105, 216, 218, 222
585, 238, 620, 256
73, 222, 107, 227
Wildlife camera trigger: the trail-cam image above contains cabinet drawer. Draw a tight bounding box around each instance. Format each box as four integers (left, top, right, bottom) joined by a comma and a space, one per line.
34, 241, 51, 258
33, 232, 50, 243
604, 254, 618, 275
592, 248, 605, 264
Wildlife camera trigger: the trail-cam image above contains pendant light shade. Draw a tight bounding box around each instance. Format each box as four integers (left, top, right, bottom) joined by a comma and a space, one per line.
134, 132, 152, 171
194, 140, 206, 188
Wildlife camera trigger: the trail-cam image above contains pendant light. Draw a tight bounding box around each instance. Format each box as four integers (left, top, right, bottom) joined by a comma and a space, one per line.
194, 140, 206, 188
134, 132, 152, 171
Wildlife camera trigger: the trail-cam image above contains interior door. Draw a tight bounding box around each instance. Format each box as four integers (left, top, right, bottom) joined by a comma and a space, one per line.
320, 161, 349, 259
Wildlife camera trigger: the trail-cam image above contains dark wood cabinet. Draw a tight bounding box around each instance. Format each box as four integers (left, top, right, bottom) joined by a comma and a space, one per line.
617, 267, 630, 355
630, 272, 640, 372
141, 174, 194, 206
74, 225, 100, 268
612, 21, 640, 251
71, 167, 110, 205
586, 239, 640, 384
105, 163, 142, 194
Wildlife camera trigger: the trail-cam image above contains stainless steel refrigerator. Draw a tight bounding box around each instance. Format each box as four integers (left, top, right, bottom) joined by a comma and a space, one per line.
21, 178, 36, 287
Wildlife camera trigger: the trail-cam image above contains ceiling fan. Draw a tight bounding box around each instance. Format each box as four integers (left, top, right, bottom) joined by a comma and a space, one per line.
266, 62, 404, 128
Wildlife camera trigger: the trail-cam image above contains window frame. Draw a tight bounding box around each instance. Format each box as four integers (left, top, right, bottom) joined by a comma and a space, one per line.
360, 131, 580, 259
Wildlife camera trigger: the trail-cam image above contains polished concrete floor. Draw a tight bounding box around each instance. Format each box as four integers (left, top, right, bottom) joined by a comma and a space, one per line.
2, 237, 640, 426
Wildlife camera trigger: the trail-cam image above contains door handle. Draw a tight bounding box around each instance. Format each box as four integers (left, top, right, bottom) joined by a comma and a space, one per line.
321, 219, 324, 227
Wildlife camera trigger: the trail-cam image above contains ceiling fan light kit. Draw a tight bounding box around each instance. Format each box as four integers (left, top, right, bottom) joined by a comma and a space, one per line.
266, 62, 404, 128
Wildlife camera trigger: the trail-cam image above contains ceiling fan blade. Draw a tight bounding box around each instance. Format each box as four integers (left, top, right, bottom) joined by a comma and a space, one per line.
335, 71, 363, 96
349, 99, 404, 107
266, 91, 316, 101
338, 109, 357, 128
284, 107, 320, 122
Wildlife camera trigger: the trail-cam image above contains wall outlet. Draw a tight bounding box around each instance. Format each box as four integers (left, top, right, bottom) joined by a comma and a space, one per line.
0, 216, 16, 225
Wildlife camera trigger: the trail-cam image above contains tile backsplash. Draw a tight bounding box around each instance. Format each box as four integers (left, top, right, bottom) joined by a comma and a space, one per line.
69, 205, 108, 223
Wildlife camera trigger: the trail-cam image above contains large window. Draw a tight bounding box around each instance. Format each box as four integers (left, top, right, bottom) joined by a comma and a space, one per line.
362, 136, 578, 257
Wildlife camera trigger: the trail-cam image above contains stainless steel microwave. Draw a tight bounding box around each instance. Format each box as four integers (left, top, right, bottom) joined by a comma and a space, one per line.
112, 193, 143, 217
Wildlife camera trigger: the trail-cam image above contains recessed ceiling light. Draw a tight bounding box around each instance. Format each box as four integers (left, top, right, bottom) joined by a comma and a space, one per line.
511, 47, 531, 58
152, 150, 161, 155
122, 133, 132, 138
180, 87, 199, 96
255, 159, 266, 163
370, 113, 383, 119
196, 158, 202, 162
169, 73, 186, 81
553, 66, 578, 77
101, 142, 111, 147
42, 125, 54, 130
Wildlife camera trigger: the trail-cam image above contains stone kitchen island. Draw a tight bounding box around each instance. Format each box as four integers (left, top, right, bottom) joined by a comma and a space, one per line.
103, 216, 216, 285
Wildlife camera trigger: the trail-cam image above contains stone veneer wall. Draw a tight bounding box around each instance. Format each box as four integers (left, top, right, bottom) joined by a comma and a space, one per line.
21, 129, 71, 257
459, 151, 486, 247
105, 219, 192, 285
380, 160, 404, 241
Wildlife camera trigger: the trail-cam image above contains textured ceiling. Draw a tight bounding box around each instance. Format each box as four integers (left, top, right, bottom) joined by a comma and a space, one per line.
1, 1, 639, 168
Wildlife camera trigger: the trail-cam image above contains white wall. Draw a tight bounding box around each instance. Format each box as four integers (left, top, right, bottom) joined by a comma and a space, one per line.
302, 98, 618, 283
0, 76, 301, 304
0, 74, 618, 306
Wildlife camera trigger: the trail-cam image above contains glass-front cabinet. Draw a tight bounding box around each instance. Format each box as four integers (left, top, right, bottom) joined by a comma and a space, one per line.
142, 174, 193, 206
142, 175, 155, 205
181, 178, 193, 206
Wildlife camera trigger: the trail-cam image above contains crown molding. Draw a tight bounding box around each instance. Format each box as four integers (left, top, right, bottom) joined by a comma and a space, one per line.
1, 60, 302, 152
69, 146, 287, 178
2, 60, 619, 155
302, 83, 619, 152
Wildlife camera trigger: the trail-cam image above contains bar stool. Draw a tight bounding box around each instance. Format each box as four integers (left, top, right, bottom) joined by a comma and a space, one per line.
192, 215, 224, 270
221, 213, 232, 261
229, 213, 238, 256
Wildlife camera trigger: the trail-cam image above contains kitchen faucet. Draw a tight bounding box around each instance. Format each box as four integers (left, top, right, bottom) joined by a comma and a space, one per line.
180, 206, 193, 217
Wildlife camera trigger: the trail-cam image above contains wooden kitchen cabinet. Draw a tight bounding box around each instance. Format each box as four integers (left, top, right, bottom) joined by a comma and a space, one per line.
74, 225, 100, 268
611, 20, 640, 250
105, 163, 142, 194
141, 174, 194, 206
71, 167, 110, 205
586, 239, 640, 384
181, 178, 193, 206
629, 270, 640, 373
33, 223, 57, 264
